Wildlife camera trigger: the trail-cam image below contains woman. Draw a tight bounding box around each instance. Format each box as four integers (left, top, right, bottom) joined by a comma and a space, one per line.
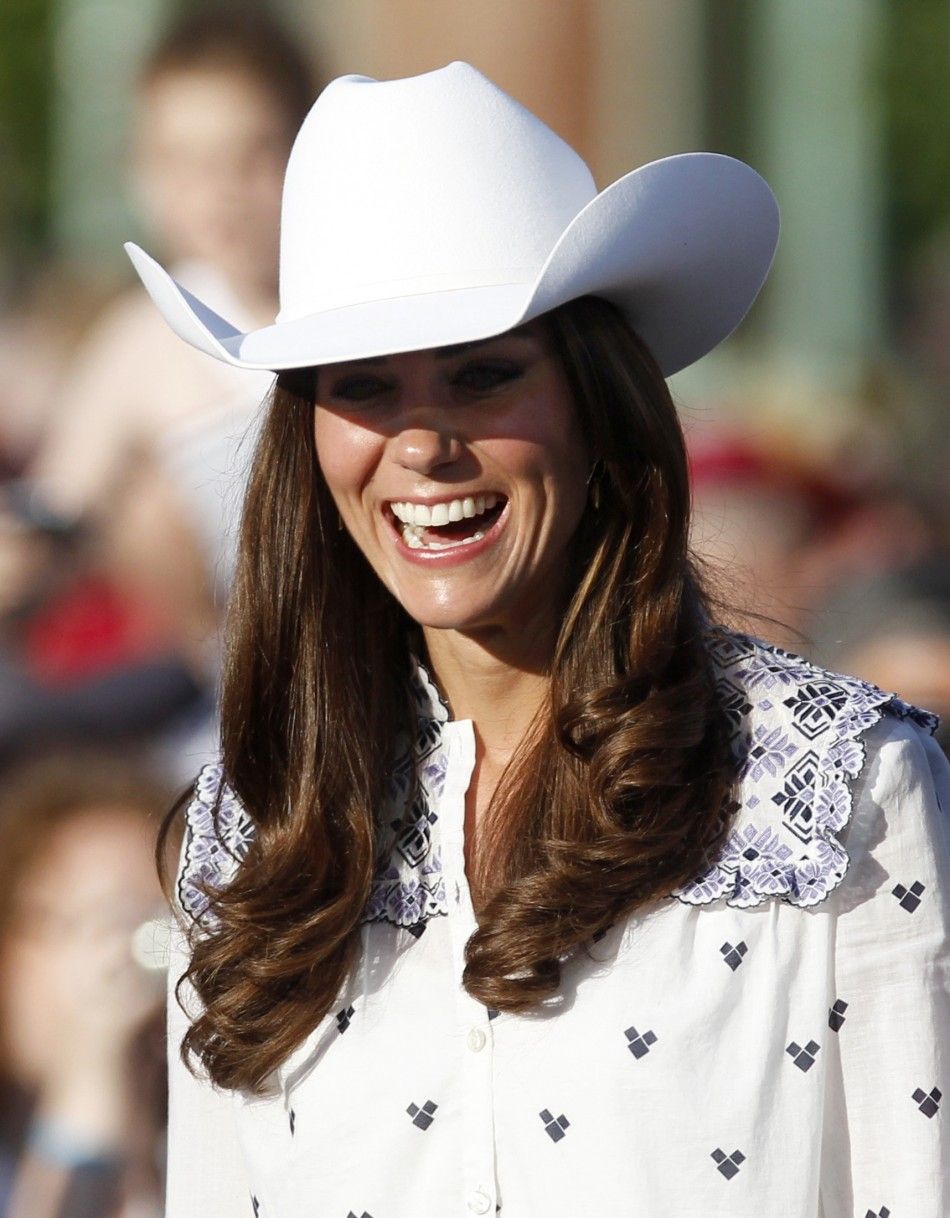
131, 64, 948, 1216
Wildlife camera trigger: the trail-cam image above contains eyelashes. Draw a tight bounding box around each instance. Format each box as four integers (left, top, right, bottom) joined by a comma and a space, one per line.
328, 373, 393, 402
327, 359, 526, 404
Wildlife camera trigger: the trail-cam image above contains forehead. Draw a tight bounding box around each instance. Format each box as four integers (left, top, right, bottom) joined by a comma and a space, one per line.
138, 67, 290, 147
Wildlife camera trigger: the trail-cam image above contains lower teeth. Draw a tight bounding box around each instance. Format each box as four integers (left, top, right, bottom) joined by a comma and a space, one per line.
401, 524, 485, 550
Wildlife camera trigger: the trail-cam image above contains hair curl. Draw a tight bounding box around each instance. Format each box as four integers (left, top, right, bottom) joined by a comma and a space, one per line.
158, 296, 736, 1093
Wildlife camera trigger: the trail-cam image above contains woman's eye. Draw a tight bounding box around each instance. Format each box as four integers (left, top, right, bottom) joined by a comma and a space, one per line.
453, 360, 524, 393
329, 375, 393, 402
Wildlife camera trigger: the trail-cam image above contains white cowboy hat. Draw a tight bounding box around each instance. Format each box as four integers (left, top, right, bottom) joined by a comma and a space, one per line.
124, 60, 779, 377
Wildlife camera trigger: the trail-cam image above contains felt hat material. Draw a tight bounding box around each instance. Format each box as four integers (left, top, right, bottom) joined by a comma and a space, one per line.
125, 61, 779, 376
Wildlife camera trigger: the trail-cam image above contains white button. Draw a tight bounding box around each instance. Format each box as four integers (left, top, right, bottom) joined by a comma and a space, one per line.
466, 1188, 492, 1214
466, 1027, 487, 1053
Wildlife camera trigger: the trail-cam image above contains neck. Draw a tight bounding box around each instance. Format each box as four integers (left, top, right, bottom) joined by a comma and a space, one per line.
422, 619, 555, 766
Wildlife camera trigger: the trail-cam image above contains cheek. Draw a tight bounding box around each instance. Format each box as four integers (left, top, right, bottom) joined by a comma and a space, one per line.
312, 410, 380, 504
498, 392, 590, 516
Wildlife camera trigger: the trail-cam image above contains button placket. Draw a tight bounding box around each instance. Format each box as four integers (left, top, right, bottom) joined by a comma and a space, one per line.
440, 721, 498, 1216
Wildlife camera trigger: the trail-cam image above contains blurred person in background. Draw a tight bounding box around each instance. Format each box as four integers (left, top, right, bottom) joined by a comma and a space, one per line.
0, 1, 318, 776
687, 428, 860, 648
0, 753, 172, 1218
686, 400, 941, 653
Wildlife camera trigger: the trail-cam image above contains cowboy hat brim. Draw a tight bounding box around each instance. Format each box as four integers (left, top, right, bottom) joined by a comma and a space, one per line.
125, 152, 778, 378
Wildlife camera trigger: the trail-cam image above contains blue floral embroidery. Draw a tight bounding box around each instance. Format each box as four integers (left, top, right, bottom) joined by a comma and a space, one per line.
673, 631, 939, 909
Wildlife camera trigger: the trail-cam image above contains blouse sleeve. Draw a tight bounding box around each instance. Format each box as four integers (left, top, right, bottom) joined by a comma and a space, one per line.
820, 715, 950, 1217
165, 856, 252, 1216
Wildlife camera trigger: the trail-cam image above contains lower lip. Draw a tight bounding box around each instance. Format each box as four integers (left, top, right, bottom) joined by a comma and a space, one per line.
386, 503, 509, 567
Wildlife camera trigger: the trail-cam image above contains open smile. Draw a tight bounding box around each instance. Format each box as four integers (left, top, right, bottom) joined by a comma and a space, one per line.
384, 493, 509, 561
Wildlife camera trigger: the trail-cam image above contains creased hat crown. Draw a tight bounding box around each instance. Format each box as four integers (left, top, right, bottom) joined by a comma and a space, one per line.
277, 62, 597, 322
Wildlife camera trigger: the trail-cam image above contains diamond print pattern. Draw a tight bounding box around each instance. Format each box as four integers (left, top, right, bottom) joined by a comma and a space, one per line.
892, 880, 926, 912
720, 940, 748, 971
828, 999, 848, 1032
624, 1026, 658, 1059
406, 1099, 438, 1130
486, 1006, 500, 1021
251, 1196, 260, 1217
912, 1086, 942, 1118
786, 1039, 821, 1072
346, 1212, 374, 1218
539, 1109, 570, 1142
711, 1147, 745, 1179
336, 1004, 355, 1033
864, 1208, 890, 1218
288, 1108, 295, 1135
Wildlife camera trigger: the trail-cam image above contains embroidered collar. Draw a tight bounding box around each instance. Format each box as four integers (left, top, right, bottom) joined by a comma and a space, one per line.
178, 632, 938, 930
673, 630, 938, 908
361, 655, 450, 933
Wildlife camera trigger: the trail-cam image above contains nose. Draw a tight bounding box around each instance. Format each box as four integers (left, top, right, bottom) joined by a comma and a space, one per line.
392, 427, 462, 476
389, 395, 463, 477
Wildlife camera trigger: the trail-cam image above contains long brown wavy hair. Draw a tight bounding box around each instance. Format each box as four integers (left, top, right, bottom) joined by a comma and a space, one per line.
159, 295, 737, 1094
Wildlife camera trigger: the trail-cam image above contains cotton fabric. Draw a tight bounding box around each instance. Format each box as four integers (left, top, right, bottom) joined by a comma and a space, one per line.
166, 631, 949, 1218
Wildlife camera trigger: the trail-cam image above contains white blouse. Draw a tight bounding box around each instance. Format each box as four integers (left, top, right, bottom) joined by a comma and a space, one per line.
166, 631, 949, 1218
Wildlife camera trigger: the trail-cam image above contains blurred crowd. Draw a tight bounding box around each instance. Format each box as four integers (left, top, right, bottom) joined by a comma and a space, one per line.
0, 2, 946, 1215
0, 4, 318, 1214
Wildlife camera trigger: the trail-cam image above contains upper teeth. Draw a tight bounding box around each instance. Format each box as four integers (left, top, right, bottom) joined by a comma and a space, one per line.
390, 493, 501, 527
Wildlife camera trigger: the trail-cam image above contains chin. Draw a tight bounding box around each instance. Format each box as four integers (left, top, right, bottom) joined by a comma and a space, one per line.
394, 590, 499, 635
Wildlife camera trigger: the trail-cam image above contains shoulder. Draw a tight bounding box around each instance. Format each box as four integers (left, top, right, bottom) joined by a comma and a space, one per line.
673, 628, 942, 910
176, 761, 257, 925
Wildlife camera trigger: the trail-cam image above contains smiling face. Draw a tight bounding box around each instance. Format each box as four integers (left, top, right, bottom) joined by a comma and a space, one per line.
312, 323, 591, 646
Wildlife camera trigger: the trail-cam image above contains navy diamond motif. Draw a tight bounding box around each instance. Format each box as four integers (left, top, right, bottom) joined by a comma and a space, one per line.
771, 751, 819, 840
392, 797, 439, 867
717, 677, 753, 732
720, 940, 748, 971
486, 1006, 500, 1021
782, 680, 850, 739
414, 715, 443, 760
624, 1026, 658, 1059
336, 1004, 355, 1033
251, 1196, 260, 1217
864, 1208, 890, 1218
786, 1039, 821, 1071
711, 1147, 745, 1179
892, 880, 926, 913
407, 1099, 438, 1130
592, 921, 615, 943
347, 1212, 374, 1218
405, 921, 427, 939
288, 1108, 295, 1135
539, 1109, 570, 1142
912, 1086, 941, 1118
828, 999, 848, 1032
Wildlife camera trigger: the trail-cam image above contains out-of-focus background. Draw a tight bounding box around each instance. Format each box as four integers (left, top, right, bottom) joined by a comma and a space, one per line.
0, 2, 946, 1214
